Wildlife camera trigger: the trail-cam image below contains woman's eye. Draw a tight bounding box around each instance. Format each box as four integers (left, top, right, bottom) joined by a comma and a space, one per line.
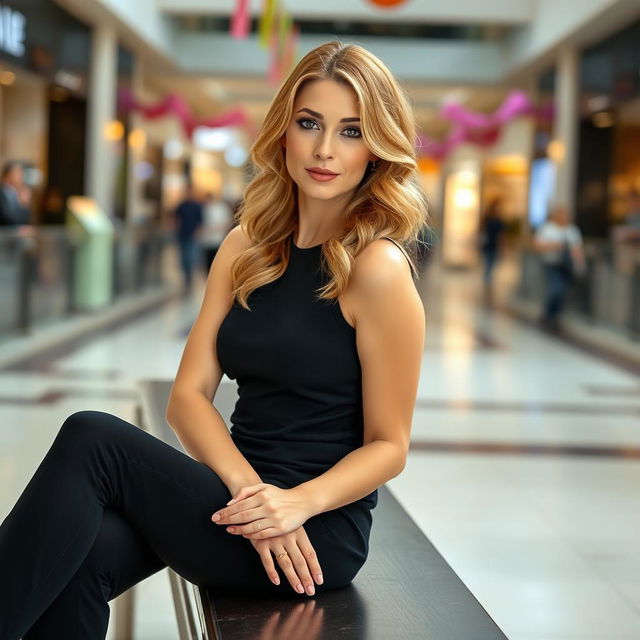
297, 118, 318, 130
296, 119, 361, 138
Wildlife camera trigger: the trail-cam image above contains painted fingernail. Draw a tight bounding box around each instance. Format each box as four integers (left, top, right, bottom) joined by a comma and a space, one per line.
273, 576, 280, 585
296, 583, 304, 593
227, 527, 235, 533
306, 585, 315, 595
316, 573, 323, 584
212, 513, 220, 521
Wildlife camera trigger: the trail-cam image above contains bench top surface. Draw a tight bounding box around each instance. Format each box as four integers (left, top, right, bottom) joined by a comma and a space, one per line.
139, 379, 507, 640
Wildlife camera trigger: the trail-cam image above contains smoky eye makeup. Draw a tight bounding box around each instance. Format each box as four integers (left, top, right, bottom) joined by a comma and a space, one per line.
295, 118, 362, 138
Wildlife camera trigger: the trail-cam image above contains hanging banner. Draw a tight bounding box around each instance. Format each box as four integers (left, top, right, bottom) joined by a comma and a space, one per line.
258, 0, 277, 48
230, 0, 250, 39
266, 6, 299, 85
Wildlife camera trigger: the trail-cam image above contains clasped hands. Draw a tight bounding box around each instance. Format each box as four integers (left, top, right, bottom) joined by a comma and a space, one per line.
211, 483, 311, 540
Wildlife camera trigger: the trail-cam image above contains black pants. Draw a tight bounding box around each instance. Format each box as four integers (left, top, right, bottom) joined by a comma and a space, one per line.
0, 411, 362, 639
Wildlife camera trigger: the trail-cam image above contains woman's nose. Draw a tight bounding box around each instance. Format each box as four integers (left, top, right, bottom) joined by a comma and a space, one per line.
314, 134, 334, 159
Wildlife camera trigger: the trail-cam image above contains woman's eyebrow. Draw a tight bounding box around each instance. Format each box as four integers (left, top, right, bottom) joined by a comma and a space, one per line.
296, 107, 360, 123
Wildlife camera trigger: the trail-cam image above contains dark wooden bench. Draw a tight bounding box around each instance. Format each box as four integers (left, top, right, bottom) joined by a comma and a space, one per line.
129, 378, 508, 640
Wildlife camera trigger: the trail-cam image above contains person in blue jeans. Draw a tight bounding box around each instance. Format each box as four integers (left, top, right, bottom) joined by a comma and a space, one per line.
533, 205, 586, 330
174, 184, 204, 293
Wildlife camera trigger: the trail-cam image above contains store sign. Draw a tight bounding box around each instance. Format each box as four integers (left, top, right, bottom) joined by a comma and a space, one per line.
0, 3, 26, 58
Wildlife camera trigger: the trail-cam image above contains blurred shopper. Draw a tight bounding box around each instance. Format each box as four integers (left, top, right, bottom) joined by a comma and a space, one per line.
533, 204, 586, 330
173, 183, 204, 293
200, 191, 234, 274
479, 196, 505, 302
0, 161, 32, 227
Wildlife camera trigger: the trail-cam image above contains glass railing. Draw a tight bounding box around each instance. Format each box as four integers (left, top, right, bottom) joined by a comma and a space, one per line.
0, 224, 172, 340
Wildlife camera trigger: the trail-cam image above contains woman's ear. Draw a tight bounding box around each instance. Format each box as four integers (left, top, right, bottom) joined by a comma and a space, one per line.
280, 135, 287, 148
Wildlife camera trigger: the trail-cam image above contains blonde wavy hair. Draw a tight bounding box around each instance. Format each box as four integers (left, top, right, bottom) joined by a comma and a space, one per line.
231, 40, 430, 309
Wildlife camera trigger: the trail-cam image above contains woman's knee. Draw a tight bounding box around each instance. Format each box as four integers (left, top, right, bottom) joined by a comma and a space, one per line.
57, 410, 125, 453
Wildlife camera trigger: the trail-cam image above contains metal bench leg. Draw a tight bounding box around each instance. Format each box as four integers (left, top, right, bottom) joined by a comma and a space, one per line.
168, 569, 203, 640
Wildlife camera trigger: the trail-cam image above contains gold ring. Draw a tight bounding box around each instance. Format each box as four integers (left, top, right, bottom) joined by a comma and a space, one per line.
277, 552, 288, 560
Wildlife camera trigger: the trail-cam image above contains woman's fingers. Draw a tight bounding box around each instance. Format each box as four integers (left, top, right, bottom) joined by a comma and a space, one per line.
219, 505, 264, 526
212, 495, 261, 523
276, 545, 310, 595
249, 528, 323, 595
227, 519, 277, 538
286, 544, 316, 596
254, 541, 280, 586
295, 529, 324, 585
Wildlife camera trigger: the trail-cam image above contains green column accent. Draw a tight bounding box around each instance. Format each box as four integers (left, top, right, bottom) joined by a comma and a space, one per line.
67, 197, 114, 311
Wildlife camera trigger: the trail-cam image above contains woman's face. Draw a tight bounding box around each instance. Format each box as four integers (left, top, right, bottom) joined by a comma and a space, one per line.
282, 79, 377, 202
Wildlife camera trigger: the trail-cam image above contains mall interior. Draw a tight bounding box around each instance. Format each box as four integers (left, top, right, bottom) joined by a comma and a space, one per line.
1, 0, 640, 638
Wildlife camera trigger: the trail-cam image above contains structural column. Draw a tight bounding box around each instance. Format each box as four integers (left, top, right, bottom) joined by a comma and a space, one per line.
86, 22, 118, 217
126, 55, 146, 224
552, 46, 580, 218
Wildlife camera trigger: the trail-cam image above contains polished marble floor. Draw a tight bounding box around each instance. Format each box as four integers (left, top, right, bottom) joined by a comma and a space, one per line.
1, 256, 639, 639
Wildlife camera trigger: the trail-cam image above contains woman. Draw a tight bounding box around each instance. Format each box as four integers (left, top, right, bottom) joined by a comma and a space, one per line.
0, 41, 427, 639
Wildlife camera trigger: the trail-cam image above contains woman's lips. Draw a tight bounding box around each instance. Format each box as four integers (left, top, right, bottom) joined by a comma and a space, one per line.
306, 169, 339, 182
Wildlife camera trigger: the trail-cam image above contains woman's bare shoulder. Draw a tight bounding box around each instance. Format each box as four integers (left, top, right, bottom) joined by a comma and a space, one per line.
223, 224, 255, 254
350, 238, 413, 289
341, 238, 416, 330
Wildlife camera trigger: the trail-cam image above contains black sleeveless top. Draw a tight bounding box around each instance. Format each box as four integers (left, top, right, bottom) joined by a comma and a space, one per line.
216, 234, 412, 541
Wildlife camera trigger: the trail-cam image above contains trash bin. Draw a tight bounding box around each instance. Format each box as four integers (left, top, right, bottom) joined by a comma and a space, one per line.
66, 196, 114, 311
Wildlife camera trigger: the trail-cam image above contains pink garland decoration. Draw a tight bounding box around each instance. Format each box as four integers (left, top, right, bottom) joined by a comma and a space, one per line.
118, 88, 249, 139
417, 90, 554, 160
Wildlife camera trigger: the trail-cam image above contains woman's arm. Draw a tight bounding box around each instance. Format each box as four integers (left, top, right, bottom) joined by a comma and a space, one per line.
166, 226, 262, 497
167, 391, 261, 496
